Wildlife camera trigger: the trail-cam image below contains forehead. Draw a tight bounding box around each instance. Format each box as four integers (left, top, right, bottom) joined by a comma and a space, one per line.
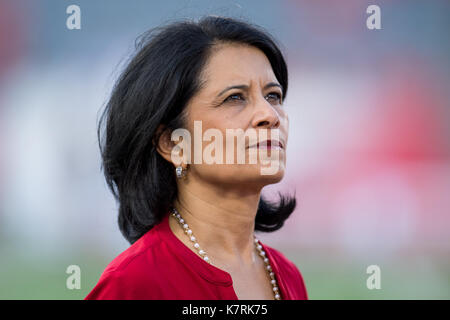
200, 43, 278, 88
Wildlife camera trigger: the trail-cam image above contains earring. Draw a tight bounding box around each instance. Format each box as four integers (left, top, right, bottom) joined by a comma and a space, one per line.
175, 165, 187, 179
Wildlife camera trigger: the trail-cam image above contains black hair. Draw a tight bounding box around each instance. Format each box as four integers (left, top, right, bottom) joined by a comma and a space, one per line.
98, 15, 296, 244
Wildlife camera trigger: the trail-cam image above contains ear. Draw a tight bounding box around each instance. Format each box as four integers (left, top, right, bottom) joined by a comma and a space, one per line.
154, 124, 175, 164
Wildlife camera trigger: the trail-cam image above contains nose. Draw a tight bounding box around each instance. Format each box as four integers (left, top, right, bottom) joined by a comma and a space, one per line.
251, 98, 280, 129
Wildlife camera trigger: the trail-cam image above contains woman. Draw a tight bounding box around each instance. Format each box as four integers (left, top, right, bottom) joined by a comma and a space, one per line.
86, 15, 308, 300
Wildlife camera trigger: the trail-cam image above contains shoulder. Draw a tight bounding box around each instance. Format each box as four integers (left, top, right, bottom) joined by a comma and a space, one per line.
85, 226, 167, 300
263, 244, 309, 300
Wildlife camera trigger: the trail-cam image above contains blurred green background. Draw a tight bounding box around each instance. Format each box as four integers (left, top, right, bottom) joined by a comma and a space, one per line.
1, 247, 448, 299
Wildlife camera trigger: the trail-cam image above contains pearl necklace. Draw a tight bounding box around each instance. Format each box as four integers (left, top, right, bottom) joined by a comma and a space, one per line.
171, 207, 281, 300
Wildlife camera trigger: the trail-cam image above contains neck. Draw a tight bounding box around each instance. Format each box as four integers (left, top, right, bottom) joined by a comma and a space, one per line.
171, 178, 262, 268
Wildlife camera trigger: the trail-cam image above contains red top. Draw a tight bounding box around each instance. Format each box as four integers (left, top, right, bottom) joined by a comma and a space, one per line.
85, 213, 308, 300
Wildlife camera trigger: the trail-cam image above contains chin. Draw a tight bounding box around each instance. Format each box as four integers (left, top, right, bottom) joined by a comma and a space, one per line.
205, 163, 286, 188
249, 163, 286, 187
258, 169, 285, 185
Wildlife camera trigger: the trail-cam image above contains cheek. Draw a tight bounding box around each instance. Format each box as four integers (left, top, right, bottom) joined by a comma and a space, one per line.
279, 109, 288, 127
280, 113, 289, 141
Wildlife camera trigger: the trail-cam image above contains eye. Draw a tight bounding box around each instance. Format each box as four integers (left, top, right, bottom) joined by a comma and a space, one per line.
224, 93, 245, 103
266, 92, 282, 103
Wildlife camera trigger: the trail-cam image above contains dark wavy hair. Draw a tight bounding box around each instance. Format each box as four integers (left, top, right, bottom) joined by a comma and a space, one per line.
98, 15, 296, 244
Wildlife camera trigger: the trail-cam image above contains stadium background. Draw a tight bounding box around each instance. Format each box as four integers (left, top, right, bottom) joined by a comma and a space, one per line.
0, 0, 449, 299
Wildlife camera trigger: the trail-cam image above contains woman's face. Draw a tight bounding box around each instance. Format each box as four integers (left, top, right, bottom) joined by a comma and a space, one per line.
179, 43, 289, 190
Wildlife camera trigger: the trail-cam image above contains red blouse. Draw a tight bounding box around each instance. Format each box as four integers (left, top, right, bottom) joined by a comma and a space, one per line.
85, 213, 308, 300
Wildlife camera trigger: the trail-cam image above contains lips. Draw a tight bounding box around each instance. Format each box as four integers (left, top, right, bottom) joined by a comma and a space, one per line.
249, 139, 284, 149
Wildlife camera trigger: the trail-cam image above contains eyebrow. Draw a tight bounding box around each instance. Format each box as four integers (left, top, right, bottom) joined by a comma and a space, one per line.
216, 82, 283, 98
